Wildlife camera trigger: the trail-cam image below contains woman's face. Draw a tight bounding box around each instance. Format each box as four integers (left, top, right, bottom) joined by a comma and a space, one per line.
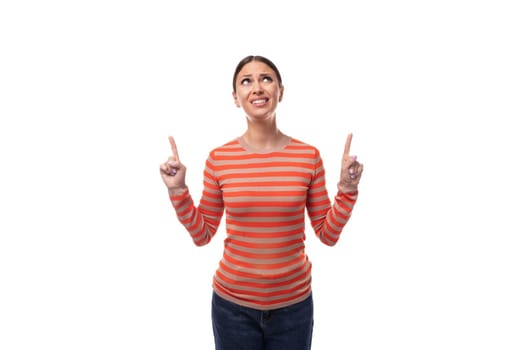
232, 61, 283, 122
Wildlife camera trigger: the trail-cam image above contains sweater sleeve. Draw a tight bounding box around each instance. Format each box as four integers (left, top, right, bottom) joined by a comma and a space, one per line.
306, 150, 358, 246
168, 155, 224, 246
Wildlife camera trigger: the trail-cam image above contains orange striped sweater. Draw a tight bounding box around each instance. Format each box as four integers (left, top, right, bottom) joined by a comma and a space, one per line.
169, 137, 358, 310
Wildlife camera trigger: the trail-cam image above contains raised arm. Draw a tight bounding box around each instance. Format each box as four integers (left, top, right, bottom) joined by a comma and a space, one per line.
160, 136, 223, 246
308, 133, 363, 246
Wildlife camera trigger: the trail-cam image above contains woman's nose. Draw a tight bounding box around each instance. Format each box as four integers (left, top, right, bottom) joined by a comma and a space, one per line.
252, 81, 263, 93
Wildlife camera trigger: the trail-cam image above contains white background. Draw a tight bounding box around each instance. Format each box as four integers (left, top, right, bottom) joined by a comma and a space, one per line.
1, 1, 524, 349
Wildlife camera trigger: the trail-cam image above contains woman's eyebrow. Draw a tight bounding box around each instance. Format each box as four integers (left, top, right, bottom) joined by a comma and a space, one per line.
241, 72, 273, 77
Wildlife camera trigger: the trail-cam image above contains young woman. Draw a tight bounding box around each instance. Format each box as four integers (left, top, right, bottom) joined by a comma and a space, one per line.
160, 55, 363, 350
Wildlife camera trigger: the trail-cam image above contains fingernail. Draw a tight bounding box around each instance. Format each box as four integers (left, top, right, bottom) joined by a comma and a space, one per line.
352, 155, 357, 161
168, 160, 176, 166
170, 169, 177, 175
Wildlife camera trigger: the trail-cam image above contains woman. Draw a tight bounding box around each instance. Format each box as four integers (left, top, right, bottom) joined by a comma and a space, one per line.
160, 55, 363, 350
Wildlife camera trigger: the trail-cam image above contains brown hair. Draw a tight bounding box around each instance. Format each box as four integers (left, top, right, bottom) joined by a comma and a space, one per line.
232, 55, 283, 93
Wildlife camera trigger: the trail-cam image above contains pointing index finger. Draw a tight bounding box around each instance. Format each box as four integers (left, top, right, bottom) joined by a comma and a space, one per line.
168, 136, 179, 160
344, 133, 353, 156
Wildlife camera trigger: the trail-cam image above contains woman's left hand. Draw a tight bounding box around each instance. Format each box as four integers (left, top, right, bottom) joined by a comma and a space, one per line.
339, 133, 363, 191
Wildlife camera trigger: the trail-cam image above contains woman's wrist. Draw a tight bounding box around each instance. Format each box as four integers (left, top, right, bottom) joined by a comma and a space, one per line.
168, 186, 188, 197
337, 181, 358, 194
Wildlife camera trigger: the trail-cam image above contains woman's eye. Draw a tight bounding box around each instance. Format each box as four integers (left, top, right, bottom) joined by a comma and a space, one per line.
262, 76, 273, 83
241, 78, 251, 85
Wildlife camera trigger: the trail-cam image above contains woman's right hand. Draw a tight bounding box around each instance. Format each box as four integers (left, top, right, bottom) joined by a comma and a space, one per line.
159, 136, 187, 190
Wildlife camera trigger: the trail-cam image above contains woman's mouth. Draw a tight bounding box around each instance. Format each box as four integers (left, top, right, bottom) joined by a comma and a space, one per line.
251, 98, 269, 106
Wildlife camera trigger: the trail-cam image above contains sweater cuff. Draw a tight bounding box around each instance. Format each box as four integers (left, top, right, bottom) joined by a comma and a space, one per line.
168, 187, 189, 200
337, 181, 359, 194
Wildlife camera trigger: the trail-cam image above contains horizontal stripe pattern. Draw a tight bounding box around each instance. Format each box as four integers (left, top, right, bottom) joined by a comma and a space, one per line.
170, 138, 357, 310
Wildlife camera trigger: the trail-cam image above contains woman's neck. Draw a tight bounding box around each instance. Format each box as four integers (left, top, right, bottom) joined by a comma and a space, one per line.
242, 120, 286, 151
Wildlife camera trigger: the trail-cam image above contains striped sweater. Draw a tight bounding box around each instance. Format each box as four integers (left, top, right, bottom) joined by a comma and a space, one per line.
169, 136, 358, 310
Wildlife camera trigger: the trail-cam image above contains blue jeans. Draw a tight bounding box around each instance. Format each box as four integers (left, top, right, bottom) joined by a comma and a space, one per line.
211, 292, 314, 350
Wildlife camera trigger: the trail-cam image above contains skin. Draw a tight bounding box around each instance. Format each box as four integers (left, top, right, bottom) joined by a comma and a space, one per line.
233, 60, 285, 151
160, 60, 363, 192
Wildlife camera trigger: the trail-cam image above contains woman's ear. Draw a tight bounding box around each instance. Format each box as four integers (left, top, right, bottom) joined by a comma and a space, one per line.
232, 91, 241, 107
278, 85, 284, 102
